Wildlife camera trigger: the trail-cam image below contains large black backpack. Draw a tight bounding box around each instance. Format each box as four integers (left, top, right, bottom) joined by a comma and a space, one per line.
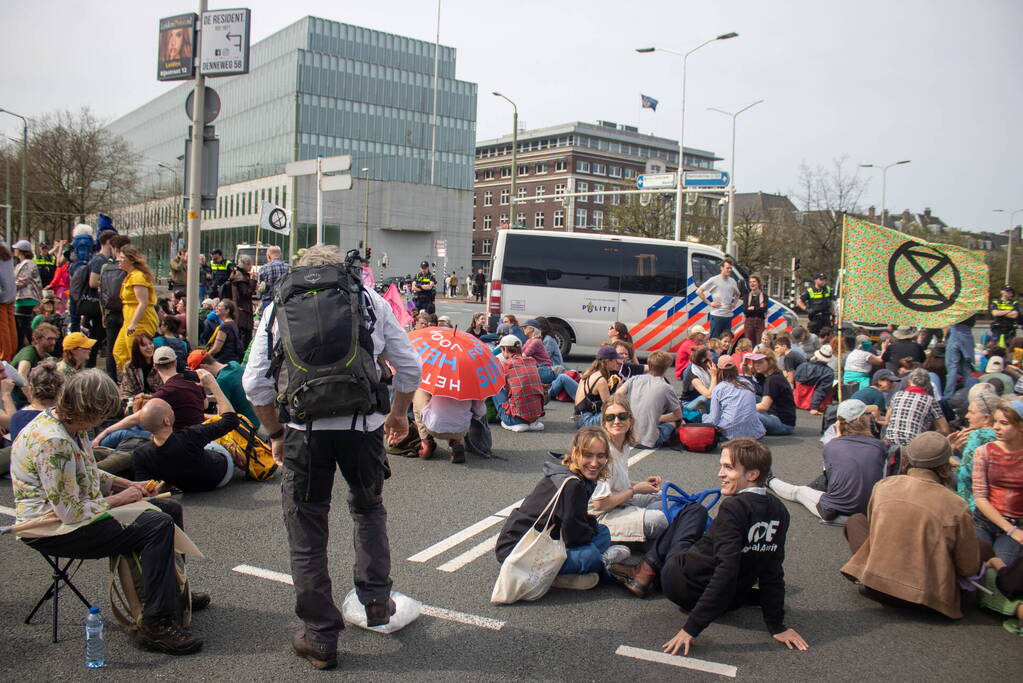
268, 257, 381, 424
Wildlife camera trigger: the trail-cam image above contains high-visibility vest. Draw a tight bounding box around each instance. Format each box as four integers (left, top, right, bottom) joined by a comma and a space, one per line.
210, 259, 232, 280
805, 286, 832, 314
34, 255, 55, 267
992, 298, 1018, 331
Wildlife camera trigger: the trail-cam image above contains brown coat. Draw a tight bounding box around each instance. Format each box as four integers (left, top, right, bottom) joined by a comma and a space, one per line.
840, 469, 980, 618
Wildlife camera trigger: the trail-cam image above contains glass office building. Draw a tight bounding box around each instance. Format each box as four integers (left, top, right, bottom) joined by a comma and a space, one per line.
109, 15, 477, 190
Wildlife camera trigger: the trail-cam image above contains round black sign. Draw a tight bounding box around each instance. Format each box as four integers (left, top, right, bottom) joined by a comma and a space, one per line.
887, 241, 961, 312
268, 208, 287, 230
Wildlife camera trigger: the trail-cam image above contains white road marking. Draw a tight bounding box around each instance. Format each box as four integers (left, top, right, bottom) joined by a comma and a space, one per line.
627, 448, 656, 466
437, 534, 498, 573
615, 645, 737, 678
407, 515, 506, 563
232, 564, 506, 631
0, 505, 16, 517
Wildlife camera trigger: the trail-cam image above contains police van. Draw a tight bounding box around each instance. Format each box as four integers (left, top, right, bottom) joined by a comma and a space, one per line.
487, 229, 797, 357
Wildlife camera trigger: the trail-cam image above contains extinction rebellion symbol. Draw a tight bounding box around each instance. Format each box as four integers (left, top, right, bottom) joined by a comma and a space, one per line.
887, 241, 961, 312
268, 208, 287, 231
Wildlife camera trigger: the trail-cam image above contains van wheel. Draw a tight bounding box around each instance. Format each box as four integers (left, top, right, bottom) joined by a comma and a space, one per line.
549, 321, 572, 359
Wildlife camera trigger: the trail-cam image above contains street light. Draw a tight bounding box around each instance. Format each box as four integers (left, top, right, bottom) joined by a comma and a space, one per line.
0, 108, 29, 241
859, 160, 911, 228
994, 208, 1023, 286
636, 32, 739, 242
361, 167, 371, 254
492, 92, 518, 225
708, 99, 764, 256
158, 162, 184, 264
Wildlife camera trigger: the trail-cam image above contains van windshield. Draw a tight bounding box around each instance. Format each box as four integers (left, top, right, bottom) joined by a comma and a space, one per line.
235, 247, 270, 267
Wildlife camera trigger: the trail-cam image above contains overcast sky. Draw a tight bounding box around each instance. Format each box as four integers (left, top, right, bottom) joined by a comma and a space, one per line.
2, 0, 1019, 232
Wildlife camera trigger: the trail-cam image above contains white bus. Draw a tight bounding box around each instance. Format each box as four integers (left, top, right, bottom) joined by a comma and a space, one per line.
487, 229, 797, 357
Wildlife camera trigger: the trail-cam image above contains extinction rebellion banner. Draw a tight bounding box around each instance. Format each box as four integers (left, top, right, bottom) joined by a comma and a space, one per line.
841, 216, 989, 327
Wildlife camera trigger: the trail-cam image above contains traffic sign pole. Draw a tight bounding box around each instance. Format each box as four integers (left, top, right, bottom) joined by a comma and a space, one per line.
185, 0, 207, 348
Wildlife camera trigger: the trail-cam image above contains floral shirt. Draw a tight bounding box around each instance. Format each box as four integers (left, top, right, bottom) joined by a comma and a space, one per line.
10, 410, 113, 525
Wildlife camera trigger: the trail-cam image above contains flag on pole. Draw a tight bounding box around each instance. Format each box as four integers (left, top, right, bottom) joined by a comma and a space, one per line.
640, 94, 659, 111
383, 282, 413, 328
841, 216, 989, 327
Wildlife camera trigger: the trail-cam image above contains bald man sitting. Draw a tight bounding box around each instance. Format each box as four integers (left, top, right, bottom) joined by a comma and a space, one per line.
132, 368, 242, 492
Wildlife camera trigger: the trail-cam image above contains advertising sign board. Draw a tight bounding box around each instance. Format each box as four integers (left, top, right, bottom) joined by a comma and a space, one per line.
157, 13, 197, 81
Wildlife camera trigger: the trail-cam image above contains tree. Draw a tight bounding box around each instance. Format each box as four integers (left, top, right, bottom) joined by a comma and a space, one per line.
606, 193, 674, 239
790, 156, 867, 277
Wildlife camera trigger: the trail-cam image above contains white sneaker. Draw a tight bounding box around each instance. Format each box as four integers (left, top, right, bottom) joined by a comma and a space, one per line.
501, 422, 530, 433
602, 545, 631, 567
527, 421, 545, 432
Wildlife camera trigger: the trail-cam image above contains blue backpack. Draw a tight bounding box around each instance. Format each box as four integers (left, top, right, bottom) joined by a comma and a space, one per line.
660, 483, 722, 530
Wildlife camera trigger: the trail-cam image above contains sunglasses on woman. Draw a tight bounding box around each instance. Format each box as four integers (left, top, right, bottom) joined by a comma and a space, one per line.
603, 412, 631, 423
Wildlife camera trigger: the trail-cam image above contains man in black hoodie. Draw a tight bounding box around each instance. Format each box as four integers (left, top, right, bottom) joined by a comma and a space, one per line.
610, 438, 809, 656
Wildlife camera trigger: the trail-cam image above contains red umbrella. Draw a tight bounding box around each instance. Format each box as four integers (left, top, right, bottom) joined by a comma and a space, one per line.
408, 327, 505, 400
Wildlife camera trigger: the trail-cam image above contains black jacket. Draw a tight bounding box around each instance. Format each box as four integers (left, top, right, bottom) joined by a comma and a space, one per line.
495, 454, 597, 563
793, 359, 835, 411
671, 490, 789, 637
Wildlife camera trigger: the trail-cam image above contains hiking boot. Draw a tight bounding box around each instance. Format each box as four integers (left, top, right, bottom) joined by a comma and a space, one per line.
551, 573, 599, 590
291, 630, 337, 670
418, 436, 435, 459
609, 560, 657, 598
602, 545, 631, 568
190, 591, 211, 612
450, 440, 466, 464
137, 618, 203, 655
365, 598, 397, 627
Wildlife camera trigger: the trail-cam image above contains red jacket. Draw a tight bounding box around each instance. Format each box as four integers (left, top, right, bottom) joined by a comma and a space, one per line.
674, 338, 699, 380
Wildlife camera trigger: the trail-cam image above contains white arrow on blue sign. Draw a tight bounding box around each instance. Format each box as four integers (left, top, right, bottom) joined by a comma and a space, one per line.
636, 173, 677, 189
682, 171, 730, 187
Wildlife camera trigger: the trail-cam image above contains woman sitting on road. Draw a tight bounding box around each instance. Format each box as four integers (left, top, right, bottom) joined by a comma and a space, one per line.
207, 298, 244, 364
467, 312, 488, 339
703, 355, 765, 440
843, 336, 884, 390
495, 427, 623, 591
119, 333, 164, 407
521, 319, 556, 384
731, 337, 754, 371
679, 346, 716, 417
573, 347, 624, 427
535, 317, 564, 368
751, 350, 797, 436
952, 390, 999, 511
56, 332, 97, 379
971, 400, 1023, 564
589, 395, 668, 543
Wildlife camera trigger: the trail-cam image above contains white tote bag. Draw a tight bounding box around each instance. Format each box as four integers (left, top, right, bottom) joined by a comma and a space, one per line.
490, 478, 571, 605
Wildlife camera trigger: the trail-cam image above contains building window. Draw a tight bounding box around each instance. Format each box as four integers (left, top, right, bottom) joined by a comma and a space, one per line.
609, 166, 622, 178
472, 241, 476, 255
484, 169, 494, 180
611, 189, 622, 206
593, 183, 604, 204
575, 208, 587, 228
516, 211, 526, 227
499, 213, 508, 228
473, 193, 477, 207
554, 160, 567, 172
517, 187, 527, 200
535, 186, 546, 201
500, 188, 509, 205
534, 211, 545, 229
482, 239, 492, 255
593, 163, 606, 176
593, 210, 604, 229
483, 215, 492, 230
472, 216, 476, 231
501, 167, 511, 178
536, 163, 548, 174
576, 161, 590, 173
483, 190, 493, 206
553, 209, 565, 228
624, 168, 637, 179
576, 181, 588, 201
518, 165, 529, 176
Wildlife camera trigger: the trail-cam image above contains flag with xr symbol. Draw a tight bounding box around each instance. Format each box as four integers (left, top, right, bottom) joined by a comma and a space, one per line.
841, 216, 989, 327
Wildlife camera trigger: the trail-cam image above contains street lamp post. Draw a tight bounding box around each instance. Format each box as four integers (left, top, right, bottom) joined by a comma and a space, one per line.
995, 208, 1023, 286
158, 162, 184, 265
492, 92, 518, 226
708, 99, 764, 256
361, 167, 371, 254
0, 108, 29, 240
636, 32, 738, 242
859, 160, 911, 228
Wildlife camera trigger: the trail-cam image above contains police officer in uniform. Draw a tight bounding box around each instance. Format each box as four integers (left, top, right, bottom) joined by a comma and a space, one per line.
412, 260, 437, 314
34, 243, 57, 291
209, 248, 234, 299
990, 285, 1019, 346
797, 273, 835, 335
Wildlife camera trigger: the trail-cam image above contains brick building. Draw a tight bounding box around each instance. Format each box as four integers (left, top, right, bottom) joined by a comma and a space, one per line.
472, 120, 720, 274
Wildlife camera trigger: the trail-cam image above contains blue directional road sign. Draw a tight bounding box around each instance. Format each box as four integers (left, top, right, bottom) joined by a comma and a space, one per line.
636, 172, 677, 189
682, 171, 730, 188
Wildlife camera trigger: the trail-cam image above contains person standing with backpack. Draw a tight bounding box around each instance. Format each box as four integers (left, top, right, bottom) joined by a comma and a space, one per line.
242, 245, 422, 671
100, 235, 131, 379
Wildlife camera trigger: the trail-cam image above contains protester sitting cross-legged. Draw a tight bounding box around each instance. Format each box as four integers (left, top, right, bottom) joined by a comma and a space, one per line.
616, 350, 681, 449
589, 395, 667, 544
952, 389, 999, 511
679, 346, 716, 416
608, 438, 809, 656
751, 350, 797, 436
495, 427, 619, 591
119, 332, 164, 406
520, 318, 556, 383
793, 344, 835, 416
703, 355, 766, 440
971, 400, 1023, 565
187, 349, 259, 429
773, 335, 806, 386
851, 369, 898, 418
843, 336, 884, 390
675, 325, 708, 380
133, 369, 243, 493
10, 369, 209, 655
883, 368, 950, 448
572, 346, 624, 428
491, 335, 545, 432
768, 399, 886, 520
841, 431, 990, 618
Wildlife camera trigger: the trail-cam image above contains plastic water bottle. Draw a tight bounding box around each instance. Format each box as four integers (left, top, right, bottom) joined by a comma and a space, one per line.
85, 606, 105, 668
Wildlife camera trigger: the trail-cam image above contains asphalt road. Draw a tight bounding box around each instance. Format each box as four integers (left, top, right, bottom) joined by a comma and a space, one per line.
1, 300, 1020, 681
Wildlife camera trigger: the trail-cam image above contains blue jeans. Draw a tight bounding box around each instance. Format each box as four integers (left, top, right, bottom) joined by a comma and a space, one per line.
100, 426, 152, 449
493, 388, 527, 426
548, 373, 578, 401
944, 329, 974, 400
573, 412, 601, 428
974, 510, 1023, 565
640, 422, 676, 449
538, 365, 556, 384
559, 524, 611, 575
708, 315, 732, 340
683, 395, 708, 412
758, 412, 795, 436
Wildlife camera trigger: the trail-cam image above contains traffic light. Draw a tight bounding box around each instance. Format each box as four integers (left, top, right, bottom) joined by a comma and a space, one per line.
365, 247, 372, 260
